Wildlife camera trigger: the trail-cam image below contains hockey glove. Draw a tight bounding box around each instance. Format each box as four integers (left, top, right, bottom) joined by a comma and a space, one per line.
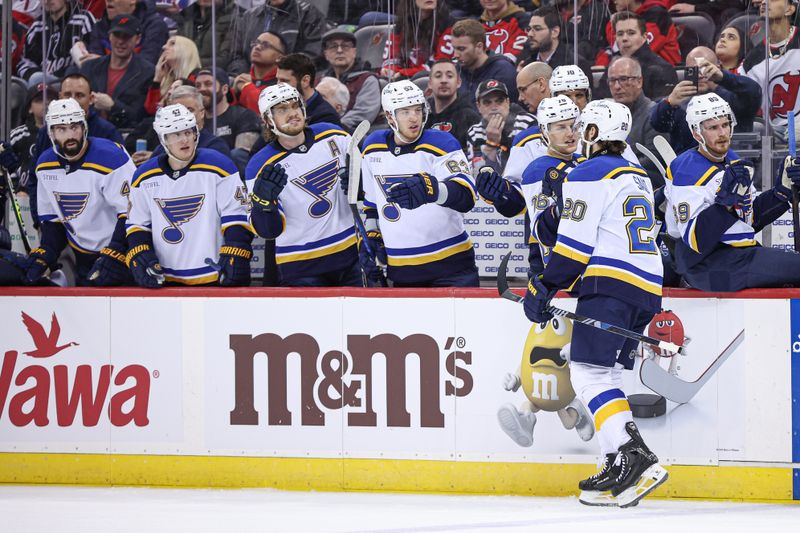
251, 163, 288, 212
20, 247, 58, 285
523, 274, 557, 324
0, 141, 20, 174
541, 166, 566, 199
88, 247, 132, 286
127, 244, 165, 288
215, 244, 253, 286
715, 160, 753, 208
358, 229, 388, 285
778, 156, 800, 196
475, 167, 510, 204
386, 173, 439, 209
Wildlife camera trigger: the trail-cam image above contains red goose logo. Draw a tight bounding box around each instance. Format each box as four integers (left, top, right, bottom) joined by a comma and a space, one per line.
21, 312, 79, 358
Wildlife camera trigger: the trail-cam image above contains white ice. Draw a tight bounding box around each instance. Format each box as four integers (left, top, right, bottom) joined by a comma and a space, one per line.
1, 485, 799, 533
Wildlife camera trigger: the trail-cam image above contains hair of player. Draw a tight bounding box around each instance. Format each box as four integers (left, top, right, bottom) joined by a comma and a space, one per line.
167, 85, 204, 110
452, 19, 486, 47
596, 140, 628, 155
611, 11, 646, 35
277, 53, 317, 89
531, 5, 561, 30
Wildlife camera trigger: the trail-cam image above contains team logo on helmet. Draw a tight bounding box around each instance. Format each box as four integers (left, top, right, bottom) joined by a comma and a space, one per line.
156, 194, 205, 244
291, 159, 339, 218
54, 192, 90, 234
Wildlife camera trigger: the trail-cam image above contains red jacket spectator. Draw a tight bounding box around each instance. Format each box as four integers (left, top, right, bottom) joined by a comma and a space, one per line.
1, 12, 28, 73
480, 0, 530, 63
238, 67, 279, 114
598, 0, 681, 66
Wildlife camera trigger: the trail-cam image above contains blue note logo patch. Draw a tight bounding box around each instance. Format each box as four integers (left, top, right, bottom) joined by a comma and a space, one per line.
156, 194, 205, 244
376, 174, 417, 221
53, 192, 90, 234
291, 159, 339, 218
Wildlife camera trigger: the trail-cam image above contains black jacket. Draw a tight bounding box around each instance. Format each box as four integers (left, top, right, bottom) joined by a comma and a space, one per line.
87, 1, 168, 66
79, 54, 155, 129
425, 96, 482, 151
595, 44, 678, 100
460, 54, 519, 104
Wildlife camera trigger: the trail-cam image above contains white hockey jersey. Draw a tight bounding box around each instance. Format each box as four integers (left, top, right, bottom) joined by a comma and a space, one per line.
244, 123, 357, 279
361, 129, 477, 283
543, 154, 663, 311
127, 148, 250, 285
35, 137, 134, 253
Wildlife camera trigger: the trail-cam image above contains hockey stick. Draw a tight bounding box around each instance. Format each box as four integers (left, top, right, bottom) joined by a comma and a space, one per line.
0, 145, 32, 253
496, 252, 684, 354
787, 113, 799, 252
640, 329, 744, 404
635, 143, 666, 179
653, 136, 676, 167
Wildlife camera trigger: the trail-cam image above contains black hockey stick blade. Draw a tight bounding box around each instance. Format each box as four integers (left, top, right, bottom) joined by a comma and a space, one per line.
497, 250, 523, 302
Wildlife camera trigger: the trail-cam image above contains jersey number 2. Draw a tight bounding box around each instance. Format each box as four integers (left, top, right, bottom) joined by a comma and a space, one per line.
624, 196, 657, 254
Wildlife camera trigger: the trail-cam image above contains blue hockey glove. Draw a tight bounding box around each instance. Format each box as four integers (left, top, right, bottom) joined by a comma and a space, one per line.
523, 274, 558, 324
475, 167, 510, 204
541, 166, 566, 199
358, 230, 388, 285
127, 244, 164, 288
715, 160, 753, 208
20, 246, 58, 285
778, 156, 800, 194
251, 163, 288, 212
0, 141, 20, 174
386, 173, 439, 209
213, 244, 253, 286
87, 247, 132, 286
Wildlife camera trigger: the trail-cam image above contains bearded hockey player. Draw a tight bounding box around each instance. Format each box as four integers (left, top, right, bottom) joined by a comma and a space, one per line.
360, 80, 478, 287
126, 104, 252, 287
19, 98, 135, 286
524, 100, 668, 507
245, 83, 362, 287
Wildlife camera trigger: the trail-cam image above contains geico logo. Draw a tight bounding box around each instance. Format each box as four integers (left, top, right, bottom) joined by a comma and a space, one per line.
485, 267, 499, 272
475, 254, 496, 261
510, 255, 524, 261
515, 267, 528, 273
469, 231, 495, 237
471, 207, 495, 213
485, 242, 509, 249
515, 243, 528, 249
773, 220, 792, 225
486, 219, 509, 225
500, 231, 523, 237
515, 219, 526, 225
464, 218, 480, 224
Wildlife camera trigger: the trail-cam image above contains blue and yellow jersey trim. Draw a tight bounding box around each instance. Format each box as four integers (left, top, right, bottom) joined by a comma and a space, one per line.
36, 160, 61, 172
385, 231, 472, 267
588, 389, 630, 430
552, 235, 593, 265
362, 143, 388, 156
721, 231, 757, 248
80, 162, 113, 175
315, 128, 348, 141
583, 256, 663, 297
275, 226, 357, 264
132, 167, 164, 188
447, 173, 478, 201
190, 163, 230, 178
415, 143, 447, 156
162, 264, 219, 285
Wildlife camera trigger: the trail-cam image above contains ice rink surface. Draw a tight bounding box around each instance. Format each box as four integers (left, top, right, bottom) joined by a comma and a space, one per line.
2, 486, 800, 533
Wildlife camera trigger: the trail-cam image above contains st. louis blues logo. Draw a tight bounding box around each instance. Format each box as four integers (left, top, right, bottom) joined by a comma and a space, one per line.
376, 174, 416, 221
291, 159, 339, 218
155, 194, 205, 244
53, 192, 90, 234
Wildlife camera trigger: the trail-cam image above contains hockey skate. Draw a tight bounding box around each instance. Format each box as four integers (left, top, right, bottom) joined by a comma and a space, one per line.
577, 453, 619, 507
609, 422, 669, 508
497, 403, 536, 447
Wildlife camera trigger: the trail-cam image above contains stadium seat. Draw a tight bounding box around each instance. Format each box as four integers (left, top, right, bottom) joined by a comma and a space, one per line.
2, 76, 29, 130
672, 13, 715, 58
306, 0, 330, 18
355, 24, 393, 71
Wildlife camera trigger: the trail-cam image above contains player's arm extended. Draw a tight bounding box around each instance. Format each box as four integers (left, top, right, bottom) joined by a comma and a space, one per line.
672, 182, 739, 254
752, 186, 791, 232
435, 151, 478, 213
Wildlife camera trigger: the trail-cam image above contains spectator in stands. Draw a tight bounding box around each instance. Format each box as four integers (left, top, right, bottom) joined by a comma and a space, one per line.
17, 0, 95, 83
559, 0, 610, 63
79, 15, 154, 129
515, 61, 552, 116
452, 19, 518, 104
237, 32, 285, 115
523, 6, 592, 77
669, 0, 747, 26
607, 56, 664, 187
316, 77, 351, 117
466, 79, 535, 174
425, 59, 481, 150
651, 46, 762, 154
598, 0, 680, 66
382, 0, 455, 79
223, 0, 327, 75
193, 66, 261, 171
85, 0, 168, 66
143, 36, 202, 116
5, 84, 59, 191
594, 12, 678, 100
0, 11, 27, 74
319, 27, 381, 131
175, 0, 234, 66
479, 0, 530, 63
742, 0, 799, 137
715, 23, 748, 74
276, 53, 341, 126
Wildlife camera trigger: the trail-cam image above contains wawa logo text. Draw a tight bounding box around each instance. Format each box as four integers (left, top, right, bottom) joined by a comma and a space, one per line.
1, 312, 152, 427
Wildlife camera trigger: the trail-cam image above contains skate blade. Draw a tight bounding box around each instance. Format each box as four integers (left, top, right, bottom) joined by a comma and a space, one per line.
578, 490, 618, 507
616, 464, 669, 508
496, 406, 533, 447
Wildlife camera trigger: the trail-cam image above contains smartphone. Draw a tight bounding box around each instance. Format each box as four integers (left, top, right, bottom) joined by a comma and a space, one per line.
685, 66, 699, 89
135, 139, 147, 152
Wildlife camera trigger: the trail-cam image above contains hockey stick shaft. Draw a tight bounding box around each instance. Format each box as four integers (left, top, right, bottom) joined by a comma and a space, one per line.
653, 135, 676, 166
0, 153, 32, 253
496, 252, 683, 354
635, 143, 666, 178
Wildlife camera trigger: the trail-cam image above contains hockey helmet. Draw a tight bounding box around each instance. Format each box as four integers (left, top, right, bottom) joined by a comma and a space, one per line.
45, 98, 87, 159
381, 80, 429, 143
537, 95, 580, 131
685, 93, 737, 133
577, 99, 632, 146
258, 82, 307, 137
154, 104, 199, 161
549, 65, 591, 100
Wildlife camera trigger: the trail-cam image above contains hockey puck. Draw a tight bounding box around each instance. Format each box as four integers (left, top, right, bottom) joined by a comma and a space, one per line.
628, 393, 667, 418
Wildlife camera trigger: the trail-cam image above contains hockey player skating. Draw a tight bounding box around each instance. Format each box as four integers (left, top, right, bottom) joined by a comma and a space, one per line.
126, 104, 253, 287
245, 83, 363, 287
360, 80, 479, 287
524, 100, 668, 507
664, 93, 800, 290
15, 98, 136, 286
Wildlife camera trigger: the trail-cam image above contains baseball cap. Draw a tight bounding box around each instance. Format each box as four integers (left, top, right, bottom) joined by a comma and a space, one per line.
322, 26, 357, 46
475, 79, 509, 101
26, 83, 59, 108
109, 14, 142, 36
191, 66, 231, 87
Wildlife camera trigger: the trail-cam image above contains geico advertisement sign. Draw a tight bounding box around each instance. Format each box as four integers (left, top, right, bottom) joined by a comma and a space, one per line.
0, 298, 182, 446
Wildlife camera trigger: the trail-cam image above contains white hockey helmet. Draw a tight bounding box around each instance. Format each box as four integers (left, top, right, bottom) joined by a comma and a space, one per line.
45, 98, 87, 159
154, 103, 199, 161
686, 93, 737, 133
381, 80, 429, 142
258, 82, 306, 137
549, 65, 591, 100
537, 95, 580, 131
577, 99, 632, 148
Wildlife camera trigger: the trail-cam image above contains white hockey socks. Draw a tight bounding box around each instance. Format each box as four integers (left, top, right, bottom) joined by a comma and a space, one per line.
570, 362, 633, 455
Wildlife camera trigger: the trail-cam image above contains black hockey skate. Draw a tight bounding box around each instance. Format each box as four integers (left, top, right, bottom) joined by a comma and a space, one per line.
609, 422, 669, 508
577, 453, 619, 507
